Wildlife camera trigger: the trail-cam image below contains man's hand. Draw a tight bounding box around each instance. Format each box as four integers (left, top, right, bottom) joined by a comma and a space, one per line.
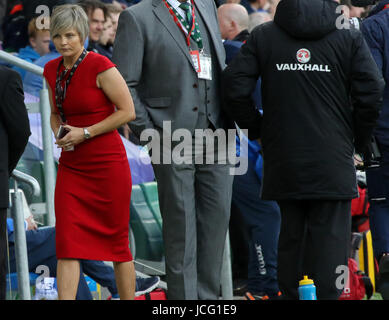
121, 123, 131, 140
354, 153, 364, 167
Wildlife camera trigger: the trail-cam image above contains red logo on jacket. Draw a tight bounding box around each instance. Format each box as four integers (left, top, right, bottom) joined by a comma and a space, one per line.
296, 49, 311, 63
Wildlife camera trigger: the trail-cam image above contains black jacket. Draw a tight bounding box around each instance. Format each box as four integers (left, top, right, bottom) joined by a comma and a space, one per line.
222, 0, 385, 200
361, 0, 389, 146
0, 66, 31, 208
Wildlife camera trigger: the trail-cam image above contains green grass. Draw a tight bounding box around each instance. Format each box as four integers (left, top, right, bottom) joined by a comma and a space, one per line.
369, 292, 383, 300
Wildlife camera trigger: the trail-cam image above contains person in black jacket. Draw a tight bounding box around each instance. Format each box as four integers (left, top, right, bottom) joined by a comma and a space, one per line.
222, 0, 385, 300
358, 0, 389, 300
0, 66, 31, 300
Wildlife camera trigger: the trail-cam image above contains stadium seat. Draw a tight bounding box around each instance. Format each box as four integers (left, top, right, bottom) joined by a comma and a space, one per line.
139, 182, 163, 230
130, 185, 164, 262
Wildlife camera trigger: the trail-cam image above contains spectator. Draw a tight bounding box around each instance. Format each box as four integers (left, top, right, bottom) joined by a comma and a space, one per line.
2, 1, 29, 52
267, 0, 279, 19
78, 0, 108, 52
94, 2, 124, 60
105, 3, 123, 44
13, 17, 51, 79
222, 0, 384, 299
23, 42, 61, 97
218, 2, 281, 300
101, 0, 128, 8
44, 4, 136, 300
0, 66, 31, 300
360, 0, 389, 300
113, 0, 234, 300
218, 2, 249, 41
248, 11, 271, 32
95, 14, 114, 59
2, 0, 74, 52
341, 0, 367, 18
6, 217, 160, 300
241, 0, 270, 14
21, 1, 76, 25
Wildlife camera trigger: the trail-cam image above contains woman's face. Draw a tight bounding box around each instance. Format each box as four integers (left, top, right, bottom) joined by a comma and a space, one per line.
52, 28, 83, 58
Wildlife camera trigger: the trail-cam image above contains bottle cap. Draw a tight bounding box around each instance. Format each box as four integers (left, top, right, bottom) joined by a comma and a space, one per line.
299, 275, 314, 286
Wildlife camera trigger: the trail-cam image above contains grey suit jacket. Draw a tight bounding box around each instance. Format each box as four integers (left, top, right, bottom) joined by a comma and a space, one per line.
112, 0, 226, 139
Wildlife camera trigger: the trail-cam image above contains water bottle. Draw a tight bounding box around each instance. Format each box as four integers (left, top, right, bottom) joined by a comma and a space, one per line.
34, 277, 58, 300
298, 275, 317, 300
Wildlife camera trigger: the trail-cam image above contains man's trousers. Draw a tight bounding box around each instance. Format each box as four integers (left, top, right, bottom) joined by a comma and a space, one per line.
232, 160, 281, 296
277, 199, 351, 300
366, 142, 389, 259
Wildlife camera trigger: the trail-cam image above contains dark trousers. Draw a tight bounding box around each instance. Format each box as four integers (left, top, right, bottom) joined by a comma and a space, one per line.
366, 142, 389, 259
277, 199, 351, 300
232, 160, 281, 295
0, 208, 6, 300
229, 202, 249, 281
7, 227, 118, 300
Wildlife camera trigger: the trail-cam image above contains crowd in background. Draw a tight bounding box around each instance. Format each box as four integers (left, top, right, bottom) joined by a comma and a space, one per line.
0, 0, 372, 95
0, 0, 371, 56
0, 0, 372, 102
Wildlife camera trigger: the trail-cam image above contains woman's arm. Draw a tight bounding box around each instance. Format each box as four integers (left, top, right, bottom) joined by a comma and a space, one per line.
57, 67, 136, 149
92, 66, 136, 136
46, 79, 62, 138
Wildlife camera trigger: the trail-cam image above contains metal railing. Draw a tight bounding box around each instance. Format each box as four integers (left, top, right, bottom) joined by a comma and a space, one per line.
10, 170, 41, 300
0, 50, 56, 227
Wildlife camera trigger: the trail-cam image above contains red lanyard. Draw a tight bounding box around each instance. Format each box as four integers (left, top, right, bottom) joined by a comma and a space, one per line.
163, 0, 196, 47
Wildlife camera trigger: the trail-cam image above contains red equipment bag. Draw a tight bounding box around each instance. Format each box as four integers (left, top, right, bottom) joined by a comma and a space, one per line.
339, 258, 372, 300
134, 288, 167, 300
351, 186, 370, 232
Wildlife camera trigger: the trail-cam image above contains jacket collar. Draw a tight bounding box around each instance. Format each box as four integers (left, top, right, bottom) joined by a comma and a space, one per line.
152, 0, 224, 71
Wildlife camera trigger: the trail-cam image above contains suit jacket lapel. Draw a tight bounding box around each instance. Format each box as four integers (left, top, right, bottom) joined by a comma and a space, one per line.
152, 0, 196, 72
195, 0, 225, 70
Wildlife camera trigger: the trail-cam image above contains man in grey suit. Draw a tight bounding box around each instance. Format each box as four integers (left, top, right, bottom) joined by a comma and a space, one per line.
113, 0, 234, 300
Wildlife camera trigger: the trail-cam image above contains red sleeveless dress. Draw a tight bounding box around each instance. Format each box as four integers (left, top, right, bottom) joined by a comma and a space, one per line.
43, 52, 133, 262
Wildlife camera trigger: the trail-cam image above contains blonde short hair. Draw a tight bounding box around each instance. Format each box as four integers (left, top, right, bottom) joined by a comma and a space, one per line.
50, 4, 89, 44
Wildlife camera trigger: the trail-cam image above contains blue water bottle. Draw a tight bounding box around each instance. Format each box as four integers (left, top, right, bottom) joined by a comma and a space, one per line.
298, 275, 317, 300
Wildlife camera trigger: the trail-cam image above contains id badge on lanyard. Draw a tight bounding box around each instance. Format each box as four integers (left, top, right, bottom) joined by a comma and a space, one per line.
190, 50, 212, 80
162, 0, 212, 80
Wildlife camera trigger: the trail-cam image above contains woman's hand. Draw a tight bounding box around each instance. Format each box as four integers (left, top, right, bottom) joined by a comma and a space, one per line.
55, 125, 86, 151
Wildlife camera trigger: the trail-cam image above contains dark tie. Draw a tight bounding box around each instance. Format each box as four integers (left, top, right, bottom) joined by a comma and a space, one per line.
179, 2, 192, 25
178, 2, 203, 49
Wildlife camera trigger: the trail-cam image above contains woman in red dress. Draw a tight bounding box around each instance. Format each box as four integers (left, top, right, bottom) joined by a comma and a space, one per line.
43, 4, 136, 299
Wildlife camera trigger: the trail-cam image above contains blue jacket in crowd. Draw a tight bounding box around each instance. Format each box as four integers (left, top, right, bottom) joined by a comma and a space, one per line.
6, 218, 28, 241
224, 39, 264, 180
12, 45, 40, 80
361, 0, 389, 146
